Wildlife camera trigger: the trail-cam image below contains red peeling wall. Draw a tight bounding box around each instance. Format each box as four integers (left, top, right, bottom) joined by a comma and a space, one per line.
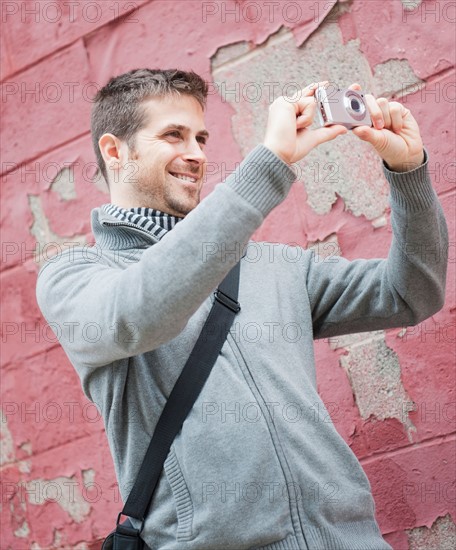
1, 1, 454, 548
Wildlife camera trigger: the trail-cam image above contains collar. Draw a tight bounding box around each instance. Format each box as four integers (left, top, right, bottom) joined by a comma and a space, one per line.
91, 204, 183, 249
101, 203, 183, 241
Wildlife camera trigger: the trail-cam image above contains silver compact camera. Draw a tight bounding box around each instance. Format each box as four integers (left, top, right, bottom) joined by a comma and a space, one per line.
315, 85, 372, 130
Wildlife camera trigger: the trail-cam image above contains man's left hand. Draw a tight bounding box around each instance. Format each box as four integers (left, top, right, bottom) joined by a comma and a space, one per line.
350, 83, 425, 172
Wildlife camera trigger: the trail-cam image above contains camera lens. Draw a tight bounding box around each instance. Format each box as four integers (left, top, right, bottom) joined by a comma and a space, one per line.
344, 91, 366, 121
350, 98, 361, 112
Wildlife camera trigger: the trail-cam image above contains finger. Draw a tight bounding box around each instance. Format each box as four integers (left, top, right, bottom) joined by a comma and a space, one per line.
288, 81, 330, 102
307, 125, 348, 148
296, 101, 316, 128
389, 101, 405, 134
364, 93, 384, 130
348, 83, 362, 91
307, 81, 329, 94
352, 125, 374, 141
291, 96, 316, 118
377, 98, 391, 129
290, 82, 329, 118
352, 126, 388, 151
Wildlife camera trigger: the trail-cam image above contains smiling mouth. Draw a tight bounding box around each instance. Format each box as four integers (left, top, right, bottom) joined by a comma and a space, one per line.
169, 172, 198, 184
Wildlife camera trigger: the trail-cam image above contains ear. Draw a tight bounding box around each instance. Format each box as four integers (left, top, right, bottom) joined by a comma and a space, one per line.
98, 133, 122, 166
99, 134, 129, 188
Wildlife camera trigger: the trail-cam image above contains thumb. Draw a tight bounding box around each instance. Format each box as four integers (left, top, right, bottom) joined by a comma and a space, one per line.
308, 125, 348, 148
352, 126, 384, 147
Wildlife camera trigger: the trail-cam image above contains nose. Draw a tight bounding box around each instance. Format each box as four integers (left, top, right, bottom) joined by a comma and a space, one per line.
182, 138, 207, 166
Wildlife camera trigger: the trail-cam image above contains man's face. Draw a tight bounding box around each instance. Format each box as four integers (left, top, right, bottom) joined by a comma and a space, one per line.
116, 94, 208, 217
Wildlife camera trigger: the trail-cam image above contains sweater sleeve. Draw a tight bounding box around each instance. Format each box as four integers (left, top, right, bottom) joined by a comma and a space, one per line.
304, 148, 449, 340
35, 145, 296, 369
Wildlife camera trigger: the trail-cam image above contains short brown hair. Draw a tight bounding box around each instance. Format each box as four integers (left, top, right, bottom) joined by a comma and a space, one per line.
91, 68, 209, 187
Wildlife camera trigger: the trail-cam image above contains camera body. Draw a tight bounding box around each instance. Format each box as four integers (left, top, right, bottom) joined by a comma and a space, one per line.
315, 86, 372, 130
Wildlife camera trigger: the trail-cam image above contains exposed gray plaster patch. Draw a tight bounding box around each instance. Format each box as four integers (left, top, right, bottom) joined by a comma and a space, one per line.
373, 58, 425, 99
19, 441, 32, 456
0, 410, 16, 466
50, 166, 77, 201
28, 194, 86, 265
329, 330, 384, 350
370, 214, 387, 228
339, 336, 416, 439
53, 529, 63, 547
9, 493, 26, 514
14, 520, 30, 538
18, 459, 32, 474
82, 468, 95, 486
211, 20, 390, 219
26, 476, 91, 522
212, 41, 252, 71
407, 514, 456, 549
331, 0, 353, 17
401, 0, 423, 10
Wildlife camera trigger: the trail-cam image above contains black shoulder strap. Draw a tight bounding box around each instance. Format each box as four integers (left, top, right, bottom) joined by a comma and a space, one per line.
120, 260, 242, 525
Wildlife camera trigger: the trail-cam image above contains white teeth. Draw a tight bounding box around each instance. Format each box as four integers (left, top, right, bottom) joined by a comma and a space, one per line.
171, 173, 197, 183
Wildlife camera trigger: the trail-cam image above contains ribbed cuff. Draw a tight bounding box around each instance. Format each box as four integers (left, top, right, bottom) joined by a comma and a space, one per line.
225, 144, 297, 217
383, 148, 437, 212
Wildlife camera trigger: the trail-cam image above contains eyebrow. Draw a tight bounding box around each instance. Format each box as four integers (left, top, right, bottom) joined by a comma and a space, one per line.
160, 123, 209, 139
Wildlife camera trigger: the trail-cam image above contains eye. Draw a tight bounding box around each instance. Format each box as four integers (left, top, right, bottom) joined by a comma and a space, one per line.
165, 131, 181, 139
197, 136, 207, 146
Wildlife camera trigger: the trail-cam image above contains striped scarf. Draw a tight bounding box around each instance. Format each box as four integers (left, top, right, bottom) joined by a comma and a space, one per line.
101, 203, 183, 241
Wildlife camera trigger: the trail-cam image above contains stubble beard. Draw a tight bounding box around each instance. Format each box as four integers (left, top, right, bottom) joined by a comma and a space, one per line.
129, 159, 201, 217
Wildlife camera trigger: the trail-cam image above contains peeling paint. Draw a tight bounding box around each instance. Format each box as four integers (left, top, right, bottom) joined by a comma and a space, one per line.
407, 514, 456, 549
329, 329, 385, 350
50, 166, 77, 201
0, 410, 16, 466
339, 336, 417, 439
372, 58, 425, 99
14, 520, 30, 538
28, 194, 86, 265
211, 22, 390, 220
401, 0, 423, 10
211, 41, 252, 71
370, 214, 388, 229
26, 476, 91, 522
82, 468, 96, 486
8, 484, 28, 542
52, 528, 63, 547
18, 459, 32, 474
19, 441, 33, 456
307, 233, 340, 259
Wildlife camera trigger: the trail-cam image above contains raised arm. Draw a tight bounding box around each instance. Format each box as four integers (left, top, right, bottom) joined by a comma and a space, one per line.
304, 149, 448, 339
301, 87, 448, 338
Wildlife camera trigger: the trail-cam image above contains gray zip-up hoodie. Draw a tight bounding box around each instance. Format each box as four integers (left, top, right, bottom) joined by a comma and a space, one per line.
36, 144, 448, 550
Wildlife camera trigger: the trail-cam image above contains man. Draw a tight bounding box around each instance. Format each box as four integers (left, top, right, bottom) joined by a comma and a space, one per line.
36, 69, 448, 550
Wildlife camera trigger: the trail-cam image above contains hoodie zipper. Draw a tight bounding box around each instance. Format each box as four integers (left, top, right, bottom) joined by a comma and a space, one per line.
227, 333, 310, 550
101, 220, 160, 244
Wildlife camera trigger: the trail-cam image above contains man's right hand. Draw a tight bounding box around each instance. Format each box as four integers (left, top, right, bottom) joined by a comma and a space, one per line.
263, 81, 350, 165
